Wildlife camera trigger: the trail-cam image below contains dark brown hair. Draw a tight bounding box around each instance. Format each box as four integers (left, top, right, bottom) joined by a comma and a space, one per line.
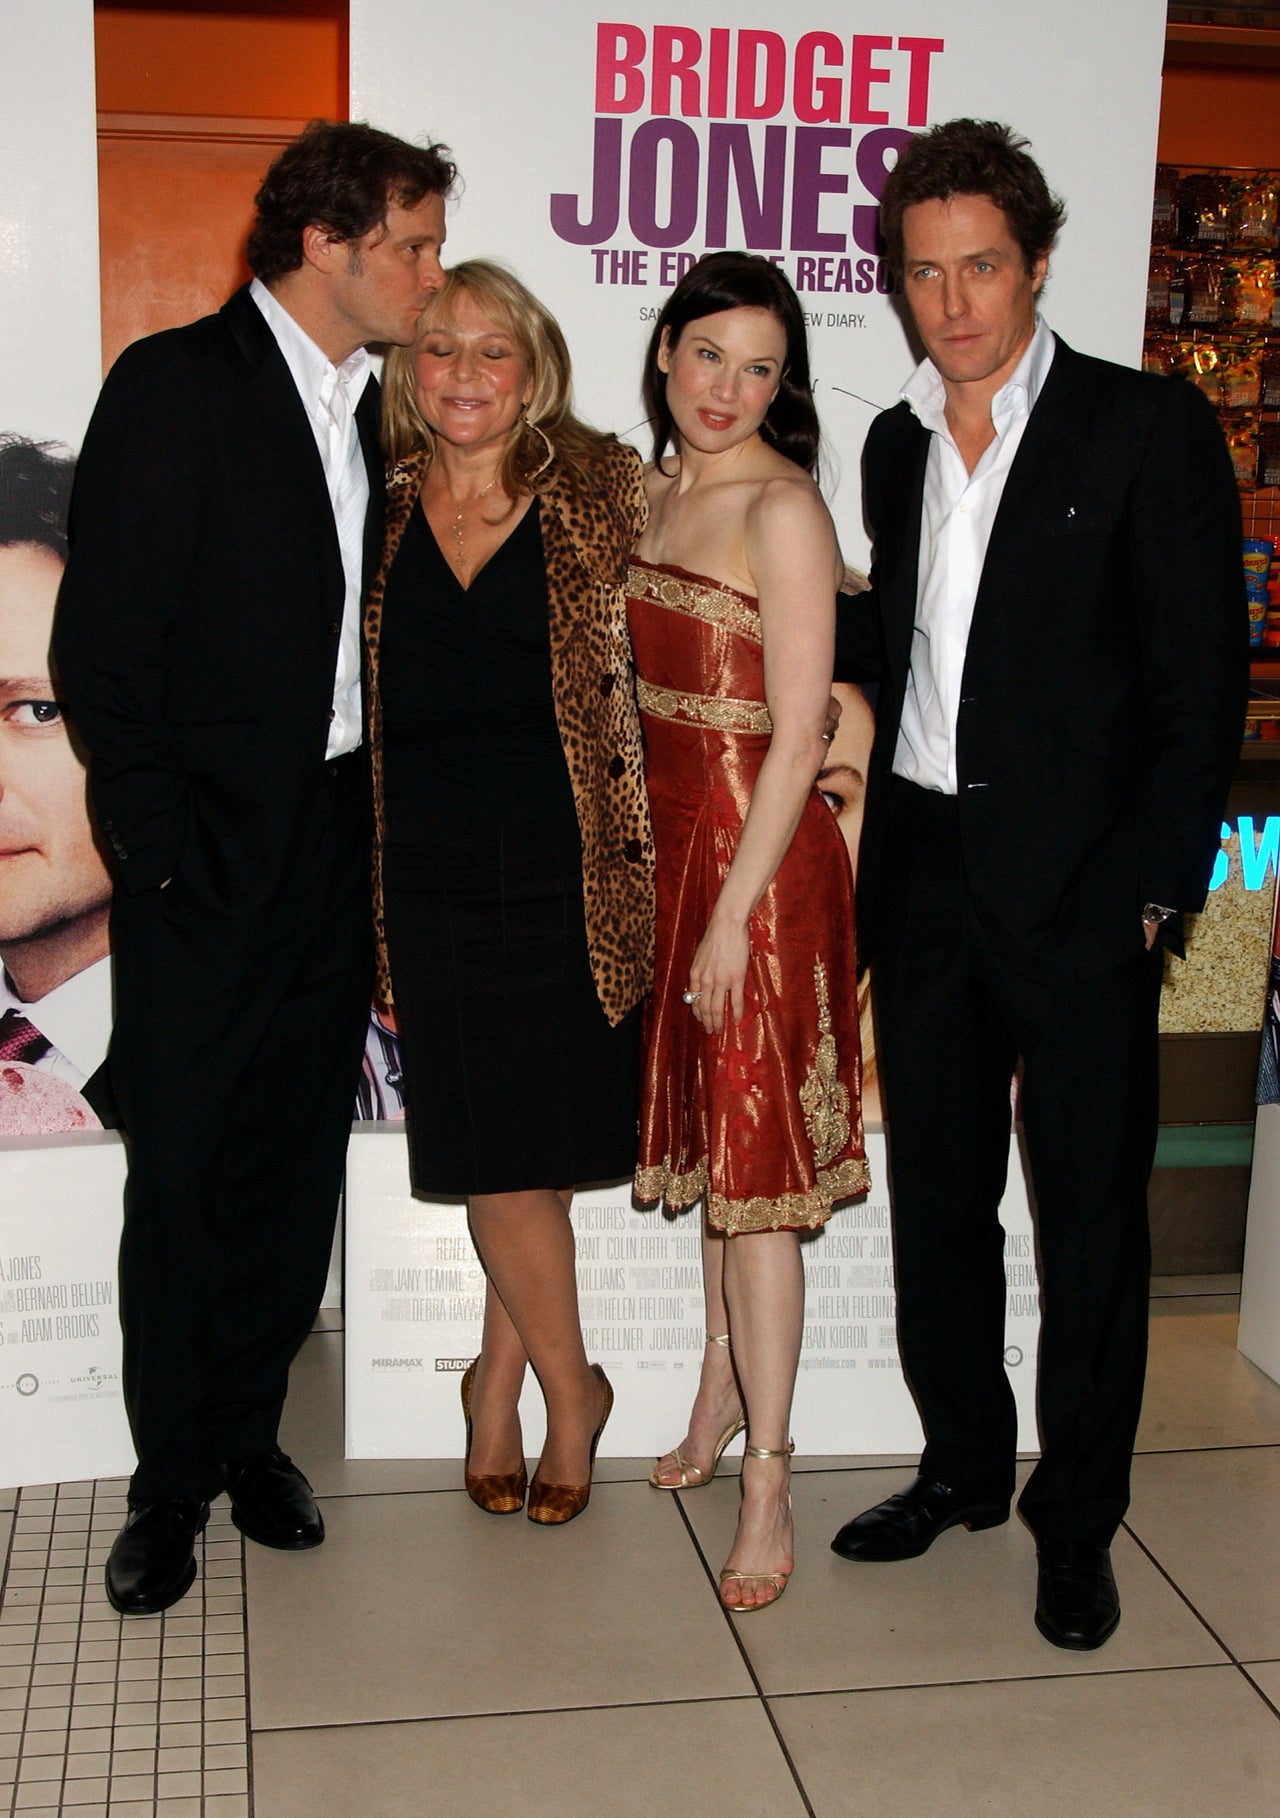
878, 119, 1065, 277
246, 120, 456, 284
0, 435, 74, 561
642, 252, 820, 475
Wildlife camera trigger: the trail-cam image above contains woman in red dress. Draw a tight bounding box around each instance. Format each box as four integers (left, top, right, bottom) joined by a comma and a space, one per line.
630, 253, 869, 1610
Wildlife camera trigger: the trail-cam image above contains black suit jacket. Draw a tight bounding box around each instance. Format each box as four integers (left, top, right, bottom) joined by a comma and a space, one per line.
836, 335, 1248, 979
55, 285, 384, 912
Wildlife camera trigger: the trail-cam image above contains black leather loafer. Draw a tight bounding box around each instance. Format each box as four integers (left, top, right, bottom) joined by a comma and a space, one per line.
1035, 1540, 1120, 1650
222, 1450, 324, 1550
831, 1474, 1010, 1561
105, 1498, 210, 1616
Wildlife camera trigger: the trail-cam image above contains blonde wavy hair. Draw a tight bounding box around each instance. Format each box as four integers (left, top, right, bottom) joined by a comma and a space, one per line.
382, 259, 607, 498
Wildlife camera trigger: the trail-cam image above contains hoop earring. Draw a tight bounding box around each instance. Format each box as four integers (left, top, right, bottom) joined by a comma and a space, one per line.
524, 417, 555, 481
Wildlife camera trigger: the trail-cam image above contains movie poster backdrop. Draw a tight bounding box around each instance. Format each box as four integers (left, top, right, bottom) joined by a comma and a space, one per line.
345, 1125, 1044, 1459
0, 2, 138, 1484
2, 2, 1258, 1469
342, 0, 1170, 1453
351, 0, 1167, 562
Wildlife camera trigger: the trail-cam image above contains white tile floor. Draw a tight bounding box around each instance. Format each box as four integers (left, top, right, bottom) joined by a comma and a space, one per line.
2, 1279, 1277, 1817
0, 1486, 247, 1816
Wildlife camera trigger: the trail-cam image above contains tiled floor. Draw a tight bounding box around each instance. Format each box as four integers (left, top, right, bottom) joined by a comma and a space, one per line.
0, 1489, 248, 1815
2, 1277, 1278, 1817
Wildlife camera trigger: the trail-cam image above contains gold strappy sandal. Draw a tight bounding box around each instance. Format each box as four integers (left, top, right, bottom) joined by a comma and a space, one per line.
718, 1441, 795, 1614
649, 1334, 745, 1490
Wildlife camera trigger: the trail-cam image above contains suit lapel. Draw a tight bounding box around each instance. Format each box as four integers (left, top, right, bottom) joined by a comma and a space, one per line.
981, 337, 1085, 558
221, 286, 345, 600
964, 336, 1090, 668
356, 375, 385, 590
878, 416, 930, 685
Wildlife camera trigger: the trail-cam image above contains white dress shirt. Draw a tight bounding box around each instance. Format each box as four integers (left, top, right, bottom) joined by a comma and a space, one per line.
0, 957, 113, 1090
249, 277, 372, 760
892, 317, 1056, 795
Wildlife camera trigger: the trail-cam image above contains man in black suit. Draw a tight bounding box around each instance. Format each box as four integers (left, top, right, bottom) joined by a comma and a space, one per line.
55, 121, 454, 1615
830, 120, 1245, 1649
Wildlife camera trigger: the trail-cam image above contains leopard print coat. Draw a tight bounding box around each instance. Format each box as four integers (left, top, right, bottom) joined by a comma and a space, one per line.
364, 435, 654, 1027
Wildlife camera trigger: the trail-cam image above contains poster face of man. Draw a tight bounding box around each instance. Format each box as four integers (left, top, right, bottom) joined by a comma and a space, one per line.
0, 435, 113, 1132
817, 680, 875, 884
0, 539, 112, 988
816, 675, 882, 1122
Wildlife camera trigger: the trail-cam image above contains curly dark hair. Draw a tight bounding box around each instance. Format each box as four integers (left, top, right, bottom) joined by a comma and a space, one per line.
642, 252, 820, 475
878, 119, 1066, 277
246, 120, 457, 284
0, 434, 74, 561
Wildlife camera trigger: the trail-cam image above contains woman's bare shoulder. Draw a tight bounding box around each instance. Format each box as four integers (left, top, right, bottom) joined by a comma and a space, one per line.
749, 463, 829, 533
746, 467, 840, 589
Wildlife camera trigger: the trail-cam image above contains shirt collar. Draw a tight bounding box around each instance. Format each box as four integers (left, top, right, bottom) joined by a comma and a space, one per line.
902, 315, 1055, 436
1, 957, 113, 1080
249, 276, 372, 413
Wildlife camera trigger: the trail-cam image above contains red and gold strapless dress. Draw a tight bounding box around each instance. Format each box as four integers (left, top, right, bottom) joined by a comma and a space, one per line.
627, 559, 869, 1235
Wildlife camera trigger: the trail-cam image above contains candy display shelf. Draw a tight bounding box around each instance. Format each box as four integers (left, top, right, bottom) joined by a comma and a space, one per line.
1145, 162, 1279, 511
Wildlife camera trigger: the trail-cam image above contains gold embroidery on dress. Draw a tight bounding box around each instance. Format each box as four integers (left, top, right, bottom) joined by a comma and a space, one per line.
634, 1157, 707, 1212
799, 959, 851, 1169
637, 678, 772, 735
633, 957, 871, 1232
710, 1156, 871, 1234
634, 1154, 871, 1233
628, 564, 763, 645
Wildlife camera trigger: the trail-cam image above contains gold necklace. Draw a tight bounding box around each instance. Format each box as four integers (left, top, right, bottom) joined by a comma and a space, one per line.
449, 475, 500, 565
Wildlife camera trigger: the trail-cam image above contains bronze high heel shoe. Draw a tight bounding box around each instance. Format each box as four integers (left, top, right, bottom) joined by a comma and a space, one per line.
527, 1364, 613, 1526
718, 1441, 795, 1614
650, 1333, 744, 1490
460, 1360, 527, 1515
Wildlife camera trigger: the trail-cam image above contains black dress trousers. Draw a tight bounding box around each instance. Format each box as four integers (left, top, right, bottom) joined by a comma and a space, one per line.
871, 777, 1162, 1545
108, 752, 372, 1501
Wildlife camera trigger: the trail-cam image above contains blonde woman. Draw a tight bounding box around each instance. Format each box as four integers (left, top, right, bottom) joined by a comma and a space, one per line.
366, 263, 651, 1524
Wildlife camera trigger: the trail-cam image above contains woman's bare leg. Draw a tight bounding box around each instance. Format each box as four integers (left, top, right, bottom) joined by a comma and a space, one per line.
466, 1187, 606, 1484
718, 1227, 803, 1609
651, 1220, 746, 1486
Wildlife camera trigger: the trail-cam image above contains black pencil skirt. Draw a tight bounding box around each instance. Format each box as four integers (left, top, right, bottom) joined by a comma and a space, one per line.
383, 807, 640, 1197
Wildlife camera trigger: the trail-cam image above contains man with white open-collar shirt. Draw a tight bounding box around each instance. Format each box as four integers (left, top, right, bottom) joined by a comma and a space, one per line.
831, 119, 1246, 1651
55, 121, 454, 1617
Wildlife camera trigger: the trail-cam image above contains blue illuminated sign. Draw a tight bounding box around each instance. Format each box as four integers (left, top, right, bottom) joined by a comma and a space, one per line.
1209, 817, 1280, 891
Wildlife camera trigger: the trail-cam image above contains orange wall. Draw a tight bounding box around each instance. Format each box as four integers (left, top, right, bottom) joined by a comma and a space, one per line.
96, 6, 347, 368
96, 8, 345, 119
98, 133, 288, 371
1158, 63, 1280, 168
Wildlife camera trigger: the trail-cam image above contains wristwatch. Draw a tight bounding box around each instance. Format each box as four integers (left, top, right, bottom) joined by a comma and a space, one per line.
1142, 903, 1176, 924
